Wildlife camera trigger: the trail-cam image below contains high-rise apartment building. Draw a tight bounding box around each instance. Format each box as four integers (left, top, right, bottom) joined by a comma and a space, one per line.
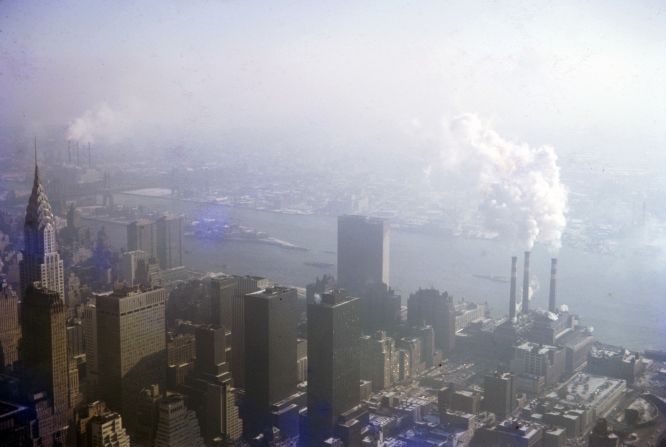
96, 287, 167, 424
304, 290, 361, 444
337, 215, 389, 296
20, 159, 64, 300
482, 371, 516, 419
243, 286, 298, 438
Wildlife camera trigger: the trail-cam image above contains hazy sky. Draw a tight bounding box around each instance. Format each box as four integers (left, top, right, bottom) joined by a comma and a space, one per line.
1, 0, 665, 163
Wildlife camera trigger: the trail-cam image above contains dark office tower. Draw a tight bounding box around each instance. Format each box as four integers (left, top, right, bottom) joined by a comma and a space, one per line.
231, 276, 272, 388
20, 284, 69, 435
20, 155, 65, 299
156, 214, 184, 269
195, 325, 227, 377
96, 287, 167, 427
243, 287, 298, 438
360, 282, 401, 335
210, 275, 236, 329
305, 274, 336, 303
548, 258, 558, 313
185, 325, 243, 443
482, 371, 515, 419
407, 289, 455, 354
304, 290, 361, 444
0, 283, 21, 370
522, 251, 530, 314
337, 215, 389, 296
509, 256, 517, 322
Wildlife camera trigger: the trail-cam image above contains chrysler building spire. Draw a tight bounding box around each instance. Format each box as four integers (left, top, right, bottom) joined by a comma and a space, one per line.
19, 141, 65, 300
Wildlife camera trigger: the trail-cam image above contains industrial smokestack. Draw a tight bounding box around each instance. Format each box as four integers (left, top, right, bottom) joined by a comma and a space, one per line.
522, 251, 530, 314
509, 256, 517, 321
548, 258, 557, 313
88, 143, 92, 168
76, 142, 80, 166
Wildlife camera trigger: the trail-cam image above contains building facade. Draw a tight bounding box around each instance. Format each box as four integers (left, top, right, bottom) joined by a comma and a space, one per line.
337, 215, 389, 296
243, 286, 298, 438
96, 287, 167, 425
304, 290, 362, 444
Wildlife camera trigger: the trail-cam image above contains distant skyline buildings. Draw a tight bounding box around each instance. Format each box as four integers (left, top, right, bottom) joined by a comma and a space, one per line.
0, 136, 661, 446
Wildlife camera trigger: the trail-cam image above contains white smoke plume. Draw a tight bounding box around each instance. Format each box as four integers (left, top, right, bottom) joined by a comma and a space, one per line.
438, 113, 568, 250
66, 102, 138, 145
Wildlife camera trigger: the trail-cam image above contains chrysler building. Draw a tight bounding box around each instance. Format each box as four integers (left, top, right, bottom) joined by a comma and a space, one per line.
19, 150, 65, 300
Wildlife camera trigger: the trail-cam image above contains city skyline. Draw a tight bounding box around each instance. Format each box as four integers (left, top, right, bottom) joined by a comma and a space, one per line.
1, 2, 665, 446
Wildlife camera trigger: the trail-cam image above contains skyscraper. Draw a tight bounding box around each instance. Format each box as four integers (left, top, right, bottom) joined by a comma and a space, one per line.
210, 275, 236, 330
243, 286, 298, 438
96, 287, 167, 425
407, 288, 456, 354
184, 325, 243, 443
0, 282, 21, 370
304, 290, 361, 444
156, 214, 184, 269
83, 300, 100, 398
337, 215, 389, 296
20, 285, 70, 433
20, 155, 64, 300
231, 275, 272, 388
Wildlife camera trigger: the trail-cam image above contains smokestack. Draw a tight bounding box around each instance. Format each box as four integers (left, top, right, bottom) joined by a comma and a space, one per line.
522, 251, 530, 314
88, 143, 92, 168
76, 142, 80, 166
509, 256, 517, 321
548, 258, 557, 313
68, 141, 71, 164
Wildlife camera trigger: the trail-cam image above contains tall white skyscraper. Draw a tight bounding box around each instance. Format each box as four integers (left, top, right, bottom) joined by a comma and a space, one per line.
20, 156, 65, 300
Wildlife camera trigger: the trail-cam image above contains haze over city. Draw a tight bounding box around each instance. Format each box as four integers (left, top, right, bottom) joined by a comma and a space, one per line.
0, 1, 665, 446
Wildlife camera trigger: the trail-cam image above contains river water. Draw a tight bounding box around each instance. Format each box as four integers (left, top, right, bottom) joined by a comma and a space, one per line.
115, 193, 665, 351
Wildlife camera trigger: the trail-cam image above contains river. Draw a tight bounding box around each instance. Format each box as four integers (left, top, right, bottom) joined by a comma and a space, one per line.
114, 193, 666, 351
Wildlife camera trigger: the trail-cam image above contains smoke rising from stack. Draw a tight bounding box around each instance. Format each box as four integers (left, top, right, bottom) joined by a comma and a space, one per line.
66, 101, 139, 146
437, 114, 568, 250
